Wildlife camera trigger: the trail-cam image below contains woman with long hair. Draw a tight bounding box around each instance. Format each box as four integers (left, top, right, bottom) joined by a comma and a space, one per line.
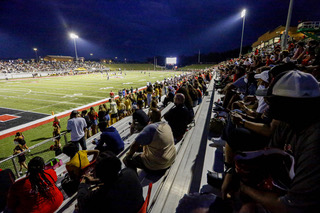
6, 157, 63, 213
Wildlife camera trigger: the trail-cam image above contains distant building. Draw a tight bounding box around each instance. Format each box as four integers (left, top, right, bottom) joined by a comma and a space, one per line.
44, 55, 74, 62
252, 25, 305, 51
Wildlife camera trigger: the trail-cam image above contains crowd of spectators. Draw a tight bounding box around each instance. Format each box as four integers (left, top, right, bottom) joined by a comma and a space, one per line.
0, 60, 108, 73
207, 39, 320, 212
2, 70, 212, 213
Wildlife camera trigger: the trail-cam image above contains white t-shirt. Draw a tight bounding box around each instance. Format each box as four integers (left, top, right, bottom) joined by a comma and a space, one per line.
67, 117, 87, 141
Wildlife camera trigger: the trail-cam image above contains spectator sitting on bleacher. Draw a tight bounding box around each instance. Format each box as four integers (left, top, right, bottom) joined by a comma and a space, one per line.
124, 110, 176, 174
6, 157, 63, 213
77, 151, 144, 213
62, 143, 99, 181
67, 110, 88, 150
164, 93, 193, 143
230, 71, 320, 212
130, 102, 150, 135
163, 87, 175, 107
232, 70, 270, 119
95, 121, 124, 155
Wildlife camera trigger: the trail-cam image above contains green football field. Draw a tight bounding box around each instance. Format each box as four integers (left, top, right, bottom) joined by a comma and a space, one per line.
0, 71, 183, 115
0, 70, 184, 165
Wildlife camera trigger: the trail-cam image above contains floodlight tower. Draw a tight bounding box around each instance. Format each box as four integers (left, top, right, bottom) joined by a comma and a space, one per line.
282, 0, 294, 50
239, 9, 246, 58
33, 48, 38, 63
69, 33, 79, 61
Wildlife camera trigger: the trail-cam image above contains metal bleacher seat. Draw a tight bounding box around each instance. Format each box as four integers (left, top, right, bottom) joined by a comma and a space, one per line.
55, 76, 217, 213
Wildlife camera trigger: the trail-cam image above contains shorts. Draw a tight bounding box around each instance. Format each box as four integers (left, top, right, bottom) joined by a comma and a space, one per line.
18, 154, 26, 163
111, 113, 118, 119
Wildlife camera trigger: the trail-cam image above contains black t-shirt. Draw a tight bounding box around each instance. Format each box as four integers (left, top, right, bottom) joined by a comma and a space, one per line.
133, 109, 150, 127
164, 104, 192, 138
269, 121, 320, 212
77, 168, 144, 213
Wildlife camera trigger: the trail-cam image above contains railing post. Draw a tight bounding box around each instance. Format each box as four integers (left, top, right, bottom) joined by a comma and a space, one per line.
11, 157, 20, 178
64, 133, 68, 145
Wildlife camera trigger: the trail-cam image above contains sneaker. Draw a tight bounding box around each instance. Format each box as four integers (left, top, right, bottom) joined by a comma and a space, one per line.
19, 171, 23, 175
209, 138, 226, 147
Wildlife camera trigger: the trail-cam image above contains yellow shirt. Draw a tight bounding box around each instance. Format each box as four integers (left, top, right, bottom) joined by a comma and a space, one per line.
66, 150, 90, 179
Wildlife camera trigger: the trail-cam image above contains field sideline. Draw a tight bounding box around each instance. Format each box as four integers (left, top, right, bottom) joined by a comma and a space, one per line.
0, 70, 184, 161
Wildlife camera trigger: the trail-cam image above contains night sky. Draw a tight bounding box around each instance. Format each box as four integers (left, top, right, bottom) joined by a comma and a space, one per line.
1, 0, 319, 61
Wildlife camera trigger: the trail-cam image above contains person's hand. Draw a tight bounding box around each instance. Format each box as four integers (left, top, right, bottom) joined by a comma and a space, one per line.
221, 173, 234, 200
81, 173, 98, 183
231, 112, 243, 126
123, 154, 132, 166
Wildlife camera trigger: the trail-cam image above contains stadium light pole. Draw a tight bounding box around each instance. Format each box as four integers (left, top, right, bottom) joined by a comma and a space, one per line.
282, 0, 294, 50
33, 48, 38, 63
69, 33, 79, 61
239, 9, 246, 58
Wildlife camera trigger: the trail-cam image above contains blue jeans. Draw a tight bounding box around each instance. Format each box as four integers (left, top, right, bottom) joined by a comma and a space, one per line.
72, 136, 87, 150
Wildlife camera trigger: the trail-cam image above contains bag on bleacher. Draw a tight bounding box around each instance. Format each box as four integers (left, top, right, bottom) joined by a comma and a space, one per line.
44, 158, 63, 170
61, 173, 79, 197
209, 117, 226, 137
234, 148, 295, 193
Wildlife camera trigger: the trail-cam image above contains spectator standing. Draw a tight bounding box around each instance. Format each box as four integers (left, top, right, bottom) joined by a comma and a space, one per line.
109, 98, 118, 125
13, 138, 28, 175
67, 110, 87, 150
146, 84, 153, 107
81, 110, 92, 139
88, 107, 98, 135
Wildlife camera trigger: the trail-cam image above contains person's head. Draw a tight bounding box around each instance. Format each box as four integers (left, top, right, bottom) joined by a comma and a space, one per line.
137, 101, 143, 109
269, 63, 296, 84
282, 50, 289, 57
81, 110, 87, 117
28, 157, 53, 198
90, 107, 95, 113
70, 110, 79, 119
254, 70, 270, 87
266, 70, 320, 127
62, 143, 79, 158
150, 109, 161, 123
174, 93, 185, 105
99, 105, 104, 111
95, 151, 121, 183
98, 121, 108, 131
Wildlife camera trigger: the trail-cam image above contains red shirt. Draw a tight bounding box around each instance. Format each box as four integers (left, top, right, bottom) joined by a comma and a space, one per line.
7, 169, 63, 213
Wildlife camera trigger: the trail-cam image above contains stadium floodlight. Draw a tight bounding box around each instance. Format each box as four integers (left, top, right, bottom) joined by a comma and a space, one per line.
69, 32, 79, 61
239, 9, 246, 57
33, 48, 38, 63
69, 33, 79, 39
241, 9, 246, 18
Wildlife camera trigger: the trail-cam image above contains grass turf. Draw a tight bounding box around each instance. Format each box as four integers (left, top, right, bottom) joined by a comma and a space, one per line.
0, 70, 184, 168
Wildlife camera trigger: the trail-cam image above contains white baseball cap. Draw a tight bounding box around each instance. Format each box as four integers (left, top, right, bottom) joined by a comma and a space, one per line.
272, 70, 320, 98
254, 70, 269, 83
